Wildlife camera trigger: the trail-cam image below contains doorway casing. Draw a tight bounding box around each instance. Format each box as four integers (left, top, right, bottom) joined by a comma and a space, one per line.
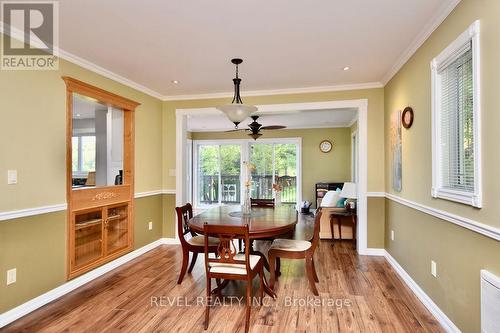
176, 99, 369, 255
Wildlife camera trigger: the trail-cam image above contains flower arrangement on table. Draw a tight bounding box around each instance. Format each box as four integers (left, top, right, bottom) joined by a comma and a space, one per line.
242, 161, 255, 214
272, 183, 282, 206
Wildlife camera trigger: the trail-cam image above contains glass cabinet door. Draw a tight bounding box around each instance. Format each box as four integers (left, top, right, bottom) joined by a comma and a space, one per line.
74, 209, 103, 267
105, 204, 129, 254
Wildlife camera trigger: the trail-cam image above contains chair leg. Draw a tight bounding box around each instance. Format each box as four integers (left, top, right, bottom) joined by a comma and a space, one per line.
205, 277, 211, 330
238, 239, 243, 252
188, 252, 198, 273
177, 249, 189, 284
276, 257, 281, 276
269, 253, 277, 290
311, 256, 319, 282
305, 256, 319, 296
245, 279, 252, 333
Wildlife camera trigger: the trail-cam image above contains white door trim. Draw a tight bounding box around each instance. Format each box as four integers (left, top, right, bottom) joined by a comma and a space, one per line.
176, 99, 369, 254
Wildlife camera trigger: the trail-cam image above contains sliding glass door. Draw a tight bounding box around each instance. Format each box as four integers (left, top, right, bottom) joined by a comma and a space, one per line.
196, 143, 241, 207
250, 142, 297, 204
193, 139, 300, 208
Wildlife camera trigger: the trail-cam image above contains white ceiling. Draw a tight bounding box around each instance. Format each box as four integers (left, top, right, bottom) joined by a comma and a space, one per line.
187, 108, 357, 132
55, 0, 459, 98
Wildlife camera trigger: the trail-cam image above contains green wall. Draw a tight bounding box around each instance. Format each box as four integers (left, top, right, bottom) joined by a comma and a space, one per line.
383, 0, 500, 331
0, 195, 164, 313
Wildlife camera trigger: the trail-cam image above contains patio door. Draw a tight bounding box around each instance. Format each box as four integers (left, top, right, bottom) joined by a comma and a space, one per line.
249, 142, 298, 204
195, 143, 241, 207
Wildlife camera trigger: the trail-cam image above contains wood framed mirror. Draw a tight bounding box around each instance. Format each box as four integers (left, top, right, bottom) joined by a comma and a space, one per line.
63, 77, 140, 279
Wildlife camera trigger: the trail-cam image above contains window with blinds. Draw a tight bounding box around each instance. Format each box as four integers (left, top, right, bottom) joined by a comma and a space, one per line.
439, 44, 474, 192
431, 21, 481, 207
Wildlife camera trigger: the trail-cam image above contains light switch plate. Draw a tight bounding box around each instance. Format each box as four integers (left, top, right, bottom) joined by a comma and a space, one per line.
7, 268, 16, 285
431, 260, 437, 277
148, 221, 153, 230
391, 230, 395, 241
7, 170, 17, 185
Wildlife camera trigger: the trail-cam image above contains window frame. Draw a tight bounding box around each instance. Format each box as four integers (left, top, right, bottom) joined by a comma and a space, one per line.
192, 138, 302, 209
72, 133, 97, 177
431, 20, 481, 208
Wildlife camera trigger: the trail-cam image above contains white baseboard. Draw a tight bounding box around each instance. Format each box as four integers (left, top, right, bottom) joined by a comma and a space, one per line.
162, 237, 180, 244
362, 248, 385, 256
0, 238, 169, 328
383, 250, 460, 333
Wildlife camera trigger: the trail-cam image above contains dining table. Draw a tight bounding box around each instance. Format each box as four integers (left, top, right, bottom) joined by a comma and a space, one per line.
188, 204, 298, 297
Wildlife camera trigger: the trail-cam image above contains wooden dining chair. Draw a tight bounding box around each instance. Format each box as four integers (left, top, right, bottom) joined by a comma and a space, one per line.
175, 203, 219, 284
203, 223, 264, 333
250, 198, 275, 207
268, 209, 322, 296
238, 198, 276, 251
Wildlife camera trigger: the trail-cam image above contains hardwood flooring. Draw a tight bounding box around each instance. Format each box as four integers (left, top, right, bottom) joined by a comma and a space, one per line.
2, 241, 444, 333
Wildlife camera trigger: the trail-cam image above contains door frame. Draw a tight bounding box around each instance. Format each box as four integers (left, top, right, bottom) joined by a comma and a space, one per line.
176, 99, 369, 255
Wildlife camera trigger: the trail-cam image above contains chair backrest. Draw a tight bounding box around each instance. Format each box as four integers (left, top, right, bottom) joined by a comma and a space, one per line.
175, 203, 194, 246
309, 208, 323, 253
204, 223, 250, 275
250, 198, 275, 208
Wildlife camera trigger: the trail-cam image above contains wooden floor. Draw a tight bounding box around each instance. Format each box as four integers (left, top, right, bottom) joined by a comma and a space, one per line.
2, 241, 444, 333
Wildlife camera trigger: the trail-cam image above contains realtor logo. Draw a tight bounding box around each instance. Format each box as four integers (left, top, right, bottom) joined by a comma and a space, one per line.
1, 1, 59, 70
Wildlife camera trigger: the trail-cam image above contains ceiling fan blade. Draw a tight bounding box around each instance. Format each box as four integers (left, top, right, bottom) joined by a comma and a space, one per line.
224, 128, 248, 132
260, 125, 286, 130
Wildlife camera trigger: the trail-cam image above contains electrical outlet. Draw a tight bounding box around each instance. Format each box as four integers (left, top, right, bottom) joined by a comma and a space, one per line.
7, 268, 16, 285
148, 221, 153, 230
431, 260, 437, 277
391, 230, 395, 241
7, 170, 17, 185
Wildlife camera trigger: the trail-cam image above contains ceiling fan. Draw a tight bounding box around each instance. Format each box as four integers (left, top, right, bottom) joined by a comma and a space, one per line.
228, 115, 286, 140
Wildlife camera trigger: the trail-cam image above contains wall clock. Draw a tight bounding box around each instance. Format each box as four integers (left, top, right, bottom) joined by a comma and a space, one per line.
319, 140, 333, 153
402, 106, 414, 129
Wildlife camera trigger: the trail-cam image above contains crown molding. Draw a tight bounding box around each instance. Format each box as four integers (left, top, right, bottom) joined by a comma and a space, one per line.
381, 0, 461, 85
162, 82, 384, 101
0, 22, 164, 100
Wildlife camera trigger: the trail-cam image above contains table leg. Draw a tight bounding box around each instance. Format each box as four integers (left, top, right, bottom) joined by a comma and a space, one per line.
211, 278, 230, 295
338, 217, 343, 241
248, 239, 270, 272
352, 215, 357, 250
329, 215, 335, 243
262, 274, 277, 298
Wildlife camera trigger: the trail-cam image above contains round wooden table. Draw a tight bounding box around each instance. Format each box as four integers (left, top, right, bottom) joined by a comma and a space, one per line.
188, 205, 298, 239
188, 205, 298, 298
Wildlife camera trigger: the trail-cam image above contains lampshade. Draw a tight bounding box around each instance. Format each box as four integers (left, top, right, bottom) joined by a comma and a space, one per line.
340, 182, 357, 199
217, 103, 257, 124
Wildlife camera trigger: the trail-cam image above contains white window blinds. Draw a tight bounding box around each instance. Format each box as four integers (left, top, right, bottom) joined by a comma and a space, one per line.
431, 20, 481, 207
438, 42, 474, 192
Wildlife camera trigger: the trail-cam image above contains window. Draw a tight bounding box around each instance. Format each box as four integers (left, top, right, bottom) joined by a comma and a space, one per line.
250, 142, 298, 203
431, 21, 481, 207
193, 139, 301, 208
72, 135, 96, 176
196, 144, 241, 206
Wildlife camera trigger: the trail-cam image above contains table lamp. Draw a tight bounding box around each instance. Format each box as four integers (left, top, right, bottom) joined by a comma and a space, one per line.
340, 182, 357, 211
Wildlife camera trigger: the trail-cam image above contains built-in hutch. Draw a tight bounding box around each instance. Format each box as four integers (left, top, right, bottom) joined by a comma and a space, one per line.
63, 77, 139, 279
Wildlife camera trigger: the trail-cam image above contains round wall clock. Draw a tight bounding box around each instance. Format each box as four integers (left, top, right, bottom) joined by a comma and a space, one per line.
319, 140, 333, 153
402, 106, 414, 129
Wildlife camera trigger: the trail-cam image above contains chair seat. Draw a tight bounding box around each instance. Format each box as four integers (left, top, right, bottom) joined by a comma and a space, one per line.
209, 254, 261, 275
270, 238, 311, 252
187, 235, 219, 246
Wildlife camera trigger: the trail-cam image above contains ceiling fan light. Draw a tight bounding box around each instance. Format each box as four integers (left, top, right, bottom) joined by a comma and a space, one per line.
217, 103, 258, 124
249, 132, 262, 140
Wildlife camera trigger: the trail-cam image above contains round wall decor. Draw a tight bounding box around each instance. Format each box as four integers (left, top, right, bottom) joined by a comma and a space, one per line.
319, 140, 333, 153
402, 106, 414, 129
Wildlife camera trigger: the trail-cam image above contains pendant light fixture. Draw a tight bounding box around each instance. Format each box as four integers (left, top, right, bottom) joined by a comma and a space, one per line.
216, 58, 257, 128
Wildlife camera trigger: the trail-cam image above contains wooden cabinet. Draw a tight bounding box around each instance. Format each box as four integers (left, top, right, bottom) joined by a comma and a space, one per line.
64, 77, 139, 280
71, 203, 131, 275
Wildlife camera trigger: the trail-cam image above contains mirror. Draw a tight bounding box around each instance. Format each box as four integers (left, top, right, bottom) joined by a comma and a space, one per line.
71, 93, 124, 189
